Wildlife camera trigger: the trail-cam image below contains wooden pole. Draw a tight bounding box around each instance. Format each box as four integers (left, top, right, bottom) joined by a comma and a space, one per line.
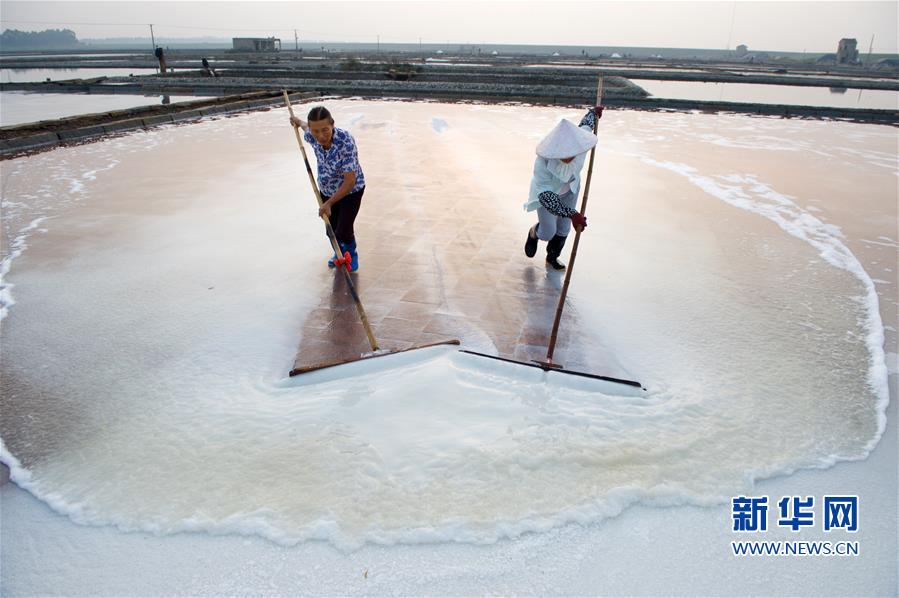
283, 91, 380, 352
543, 76, 603, 366
149, 24, 158, 75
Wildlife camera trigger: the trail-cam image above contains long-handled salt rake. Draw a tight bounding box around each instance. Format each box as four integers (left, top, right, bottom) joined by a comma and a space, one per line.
283, 92, 459, 375
538, 79, 607, 370
461, 78, 645, 392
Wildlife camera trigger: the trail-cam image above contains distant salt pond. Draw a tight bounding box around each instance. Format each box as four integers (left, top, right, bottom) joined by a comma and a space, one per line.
632, 78, 899, 110
0, 53, 145, 59
0, 91, 210, 127
1, 67, 161, 83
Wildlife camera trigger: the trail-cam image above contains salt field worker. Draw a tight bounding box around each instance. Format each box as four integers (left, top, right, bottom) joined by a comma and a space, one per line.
200, 58, 218, 77
523, 108, 600, 270
290, 106, 366, 272
154, 46, 167, 75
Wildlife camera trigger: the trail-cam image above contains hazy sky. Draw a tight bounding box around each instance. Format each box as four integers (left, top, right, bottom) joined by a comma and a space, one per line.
1, 1, 896, 53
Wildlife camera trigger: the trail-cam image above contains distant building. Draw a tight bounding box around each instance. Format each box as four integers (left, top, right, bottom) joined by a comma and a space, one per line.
836, 38, 858, 64
232, 37, 281, 52
735, 44, 748, 57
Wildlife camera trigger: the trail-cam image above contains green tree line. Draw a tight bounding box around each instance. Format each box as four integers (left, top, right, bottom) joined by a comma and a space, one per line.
0, 29, 83, 50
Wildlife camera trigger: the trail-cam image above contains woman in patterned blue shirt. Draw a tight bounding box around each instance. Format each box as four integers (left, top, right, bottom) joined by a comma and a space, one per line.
290, 106, 366, 272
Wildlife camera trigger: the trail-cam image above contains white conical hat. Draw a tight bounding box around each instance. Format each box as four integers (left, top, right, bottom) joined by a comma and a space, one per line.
535, 119, 597, 159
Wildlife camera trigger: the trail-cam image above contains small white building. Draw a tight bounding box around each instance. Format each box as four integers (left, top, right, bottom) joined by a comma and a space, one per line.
837, 38, 859, 64
232, 37, 281, 52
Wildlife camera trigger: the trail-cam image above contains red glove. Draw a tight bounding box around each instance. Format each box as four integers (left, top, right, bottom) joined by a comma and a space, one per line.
570, 212, 587, 231
594, 105, 604, 119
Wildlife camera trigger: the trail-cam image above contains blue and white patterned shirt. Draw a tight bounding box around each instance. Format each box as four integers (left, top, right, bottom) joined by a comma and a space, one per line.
304, 127, 366, 196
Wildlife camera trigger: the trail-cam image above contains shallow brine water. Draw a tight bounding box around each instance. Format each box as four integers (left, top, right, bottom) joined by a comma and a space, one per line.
0, 67, 160, 83
0, 101, 893, 550
632, 78, 899, 110
0, 91, 209, 127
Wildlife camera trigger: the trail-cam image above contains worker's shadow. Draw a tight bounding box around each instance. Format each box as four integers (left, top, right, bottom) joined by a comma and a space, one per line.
518, 265, 566, 350
325, 268, 370, 354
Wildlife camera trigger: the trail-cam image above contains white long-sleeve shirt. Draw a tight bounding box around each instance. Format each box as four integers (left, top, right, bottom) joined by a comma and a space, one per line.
523, 152, 588, 214
523, 110, 596, 214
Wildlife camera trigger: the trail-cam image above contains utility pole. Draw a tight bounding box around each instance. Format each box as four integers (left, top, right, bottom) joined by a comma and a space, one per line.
294, 29, 298, 52
866, 34, 875, 67
149, 24, 157, 74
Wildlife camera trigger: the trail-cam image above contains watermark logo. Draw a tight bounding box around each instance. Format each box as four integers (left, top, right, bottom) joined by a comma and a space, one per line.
777, 495, 815, 531
730, 495, 859, 557
823, 496, 858, 532
733, 496, 768, 532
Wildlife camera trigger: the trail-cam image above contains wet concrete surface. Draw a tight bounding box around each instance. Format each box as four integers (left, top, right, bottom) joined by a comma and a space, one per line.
292, 201, 612, 377
288, 101, 657, 382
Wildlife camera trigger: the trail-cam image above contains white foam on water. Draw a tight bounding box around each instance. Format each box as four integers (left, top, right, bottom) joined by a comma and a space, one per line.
0, 216, 53, 322
861, 237, 899, 248
698, 132, 835, 156
0, 135, 166, 323
8, 348, 667, 551
838, 146, 899, 173
623, 154, 890, 451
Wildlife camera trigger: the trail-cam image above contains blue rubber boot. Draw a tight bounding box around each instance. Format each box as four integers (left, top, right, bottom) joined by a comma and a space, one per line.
345, 240, 359, 273
330, 241, 358, 272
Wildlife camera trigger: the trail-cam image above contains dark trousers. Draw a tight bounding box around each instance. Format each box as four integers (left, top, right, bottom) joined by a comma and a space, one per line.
323, 186, 364, 245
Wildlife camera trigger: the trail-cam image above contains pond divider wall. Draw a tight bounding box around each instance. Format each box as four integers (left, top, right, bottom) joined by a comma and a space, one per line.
0, 90, 319, 158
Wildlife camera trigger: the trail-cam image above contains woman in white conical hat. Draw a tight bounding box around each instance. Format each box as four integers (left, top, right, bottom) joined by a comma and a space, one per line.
523, 108, 600, 270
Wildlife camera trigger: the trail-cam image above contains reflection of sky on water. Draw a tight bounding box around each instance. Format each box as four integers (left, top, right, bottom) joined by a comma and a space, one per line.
1, 68, 168, 82
632, 78, 899, 110
0, 91, 205, 126
1, 53, 144, 59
